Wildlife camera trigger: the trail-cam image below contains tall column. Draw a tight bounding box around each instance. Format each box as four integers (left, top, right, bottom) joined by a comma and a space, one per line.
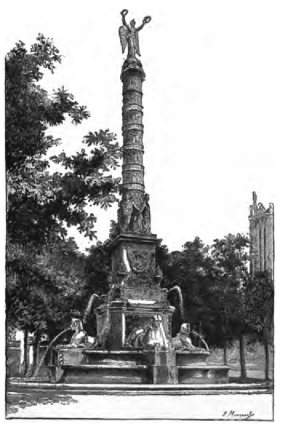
119, 61, 147, 223
116, 57, 152, 235
116, 10, 152, 236
100, 10, 175, 351
121, 63, 145, 193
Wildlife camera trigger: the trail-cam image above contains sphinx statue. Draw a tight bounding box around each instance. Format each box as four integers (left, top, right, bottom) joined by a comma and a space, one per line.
67, 317, 96, 348
172, 323, 205, 351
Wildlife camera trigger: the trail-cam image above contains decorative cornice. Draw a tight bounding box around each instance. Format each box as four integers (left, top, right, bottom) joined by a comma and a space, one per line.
122, 183, 144, 191
122, 164, 144, 172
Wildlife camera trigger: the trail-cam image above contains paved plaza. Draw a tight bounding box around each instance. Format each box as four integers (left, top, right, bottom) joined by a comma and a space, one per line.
7, 391, 273, 420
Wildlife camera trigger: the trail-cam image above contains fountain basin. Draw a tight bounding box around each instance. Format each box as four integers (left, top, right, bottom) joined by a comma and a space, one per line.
49, 346, 229, 385
176, 350, 210, 366
178, 365, 230, 384
51, 347, 177, 384
52, 347, 149, 384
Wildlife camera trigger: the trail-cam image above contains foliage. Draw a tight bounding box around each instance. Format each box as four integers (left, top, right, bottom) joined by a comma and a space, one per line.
163, 237, 215, 335
6, 34, 121, 338
6, 34, 121, 247
6, 238, 87, 337
207, 233, 250, 348
244, 271, 274, 342
107, 219, 120, 243
156, 243, 170, 279
161, 234, 250, 347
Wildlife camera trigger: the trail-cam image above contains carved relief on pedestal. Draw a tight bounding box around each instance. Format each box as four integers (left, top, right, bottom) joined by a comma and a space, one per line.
116, 260, 128, 278
122, 244, 163, 300
127, 247, 153, 274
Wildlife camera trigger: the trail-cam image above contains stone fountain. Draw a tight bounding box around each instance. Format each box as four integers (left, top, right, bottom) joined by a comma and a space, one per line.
48, 10, 229, 385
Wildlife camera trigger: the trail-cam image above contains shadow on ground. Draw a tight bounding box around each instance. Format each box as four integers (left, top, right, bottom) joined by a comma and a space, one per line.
6, 391, 78, 416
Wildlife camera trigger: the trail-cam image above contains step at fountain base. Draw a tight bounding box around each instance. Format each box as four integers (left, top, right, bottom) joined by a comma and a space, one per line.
61, 364, 148, 384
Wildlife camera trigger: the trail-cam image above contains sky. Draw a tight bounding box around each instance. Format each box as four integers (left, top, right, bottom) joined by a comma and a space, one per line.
1, 0, 280, 252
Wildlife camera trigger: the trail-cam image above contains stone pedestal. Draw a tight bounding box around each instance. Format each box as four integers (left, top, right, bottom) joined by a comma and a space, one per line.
108, 233, 165, 302
95, 298, 175, 351
145, 348, 178, 384
95, 232, 174, 349
107, 300, 126, 349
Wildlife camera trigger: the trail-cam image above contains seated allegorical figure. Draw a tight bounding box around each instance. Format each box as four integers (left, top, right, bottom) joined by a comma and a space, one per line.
145, 315, 168, 349
125, 315, 168, 349
172, 323, 204, 351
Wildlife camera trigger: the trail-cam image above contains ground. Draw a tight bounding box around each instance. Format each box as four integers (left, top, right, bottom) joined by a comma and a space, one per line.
6, 393, 273, 420
208, 343, 274, 381
6, 343, 274, 420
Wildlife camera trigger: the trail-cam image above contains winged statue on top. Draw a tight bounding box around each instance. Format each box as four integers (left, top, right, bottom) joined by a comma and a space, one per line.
119, 9, 151, 59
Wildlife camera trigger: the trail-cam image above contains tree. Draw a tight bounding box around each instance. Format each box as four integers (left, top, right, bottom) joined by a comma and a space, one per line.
164, 237, 215, 337
210, 234, 250, 376
156, 243, 170, 281
244, 271, 274, 381
6, 236, 88, 374
6, 34, 121, 247
81, 242, 111, 336
6, 34, 121, 372
155, 234, 251, 376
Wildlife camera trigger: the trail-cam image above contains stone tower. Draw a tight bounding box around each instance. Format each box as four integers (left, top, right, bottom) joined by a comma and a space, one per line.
249, 192, 274, 279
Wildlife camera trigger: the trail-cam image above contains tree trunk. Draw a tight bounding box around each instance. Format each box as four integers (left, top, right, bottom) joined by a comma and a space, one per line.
264, 338, 270, 381
23, 327, 28, 376
223, 344, 228, 365
239, 334, 247, 379
30, 334, 40, 377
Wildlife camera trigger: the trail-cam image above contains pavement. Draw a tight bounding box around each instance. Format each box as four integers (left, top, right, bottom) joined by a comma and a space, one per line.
6, 380, 274, 420
6, 392, 273, 420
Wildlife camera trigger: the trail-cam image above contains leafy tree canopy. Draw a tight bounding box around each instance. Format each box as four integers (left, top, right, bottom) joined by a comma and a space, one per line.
6, 34, 121, 336
6, 34, 121, 246
244, 271, 274, 342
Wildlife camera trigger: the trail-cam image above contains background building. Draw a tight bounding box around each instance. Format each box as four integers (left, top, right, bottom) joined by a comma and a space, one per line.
249, 192, 274, 279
